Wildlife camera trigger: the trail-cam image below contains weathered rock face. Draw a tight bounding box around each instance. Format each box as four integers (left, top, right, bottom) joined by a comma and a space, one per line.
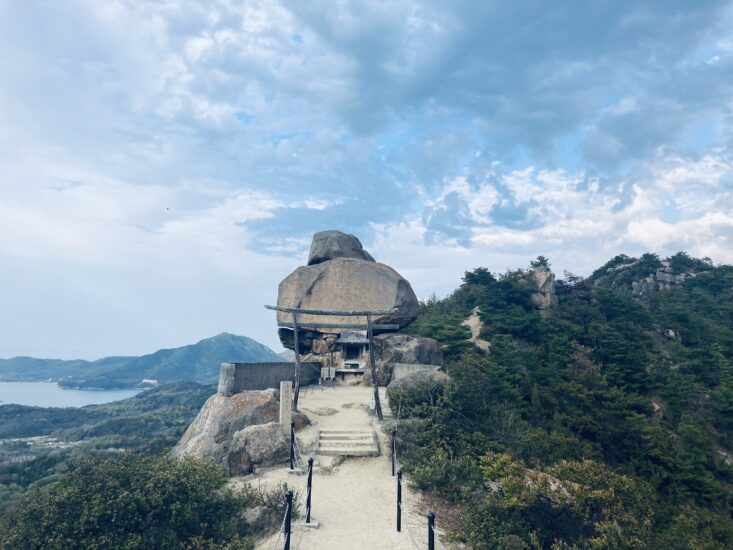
171, 389, 288, 475
529, 267, 558, 310
388, 368, 451, 390
308, 230, 375, 265
364, 333, 444, 386
461, 306, 491, 352
631, 261, 695, 298
277, 257, 419, 348
227, 422, 289, 476
387, 369, 452, 407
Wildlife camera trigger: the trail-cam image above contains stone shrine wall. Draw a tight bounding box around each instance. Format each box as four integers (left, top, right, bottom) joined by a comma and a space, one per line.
217, 362, 321, 397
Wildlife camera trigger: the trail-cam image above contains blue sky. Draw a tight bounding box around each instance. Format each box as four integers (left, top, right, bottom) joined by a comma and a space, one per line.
1, 0, 733, 358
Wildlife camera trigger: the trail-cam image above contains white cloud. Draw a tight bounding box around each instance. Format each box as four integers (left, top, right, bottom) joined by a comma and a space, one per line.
2, 0, 733, 357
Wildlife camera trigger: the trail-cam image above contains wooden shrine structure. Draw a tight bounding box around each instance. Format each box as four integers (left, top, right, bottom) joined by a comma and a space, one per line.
264, 304, 399, 421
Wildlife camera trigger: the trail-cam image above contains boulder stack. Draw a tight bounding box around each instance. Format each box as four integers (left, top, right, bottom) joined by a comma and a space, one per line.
308, 230, 375, 265
276, 231, 419, 354
368, 333, 444, 386
170, 388, 306, 476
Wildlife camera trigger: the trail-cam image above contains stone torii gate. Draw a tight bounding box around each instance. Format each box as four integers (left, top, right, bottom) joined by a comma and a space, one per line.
265, 304, 399, 421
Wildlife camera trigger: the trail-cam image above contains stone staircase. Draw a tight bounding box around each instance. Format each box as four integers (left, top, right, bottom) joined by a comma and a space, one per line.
316, 429, 379, 457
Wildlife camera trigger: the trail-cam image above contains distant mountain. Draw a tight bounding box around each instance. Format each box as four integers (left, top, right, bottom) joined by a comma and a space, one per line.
0, 333, 282, 389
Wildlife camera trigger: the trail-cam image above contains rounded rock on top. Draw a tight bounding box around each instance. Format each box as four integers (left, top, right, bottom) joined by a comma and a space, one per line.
307, 230, 376, 265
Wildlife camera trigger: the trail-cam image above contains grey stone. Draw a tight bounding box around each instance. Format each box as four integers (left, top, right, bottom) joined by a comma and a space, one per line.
227, 422, 289, 476
631, 267, 696, 299
387, 369, 451, 407
308, 230, 375, 265
171, 389, 281, 474
218, 362, 320, 396
392, 363, 441, 381
656, 270, 677, 284
388, 368, 451, 391
276, 257, 419, 347
529, 267, 558, 310
364, 333, 444, 386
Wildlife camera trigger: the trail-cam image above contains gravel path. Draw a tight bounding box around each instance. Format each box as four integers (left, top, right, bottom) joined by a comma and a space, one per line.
232, 385, 443, 550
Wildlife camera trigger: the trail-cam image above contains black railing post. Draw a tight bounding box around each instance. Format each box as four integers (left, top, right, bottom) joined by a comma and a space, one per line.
391, 428, 397, 476
306, 457, 314, 524
289, 421, 295, 470
396, 469, 402, 532
284, 490, 293, 550
428, 511, 435, 550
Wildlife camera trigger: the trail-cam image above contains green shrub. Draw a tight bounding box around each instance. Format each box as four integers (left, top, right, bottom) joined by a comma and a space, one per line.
0, 453, 275, 550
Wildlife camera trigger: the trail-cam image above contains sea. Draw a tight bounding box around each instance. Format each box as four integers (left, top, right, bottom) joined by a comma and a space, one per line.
0, 381, 141, 408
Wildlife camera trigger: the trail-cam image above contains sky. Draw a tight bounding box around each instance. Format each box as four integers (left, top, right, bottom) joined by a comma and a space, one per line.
2, 0, 733, 359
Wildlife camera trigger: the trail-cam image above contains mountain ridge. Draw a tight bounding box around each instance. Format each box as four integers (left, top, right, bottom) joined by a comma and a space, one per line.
0, 333, 282, 389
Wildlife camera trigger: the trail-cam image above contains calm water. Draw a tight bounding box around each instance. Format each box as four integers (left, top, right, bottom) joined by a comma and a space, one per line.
0, 381, 141, 408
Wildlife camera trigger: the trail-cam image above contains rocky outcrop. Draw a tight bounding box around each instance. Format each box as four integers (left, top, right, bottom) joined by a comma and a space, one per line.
171, 389, 289, 475
529, 267, 557, 310
387, 369, 451, 407
631, 261, 695, 298
364, 333, 444, 385
276, 230, 428, 383
277, 257, 419, 348
461, 306, 491, 352
226, 423, 289, 476
308, 230, 375, 265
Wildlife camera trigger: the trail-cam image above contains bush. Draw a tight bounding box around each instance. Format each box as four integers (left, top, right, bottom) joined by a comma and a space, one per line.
0, 453, 272, 550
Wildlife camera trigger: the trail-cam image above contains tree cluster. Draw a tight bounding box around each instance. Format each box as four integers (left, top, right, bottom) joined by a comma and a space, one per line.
397, 254, 733, 549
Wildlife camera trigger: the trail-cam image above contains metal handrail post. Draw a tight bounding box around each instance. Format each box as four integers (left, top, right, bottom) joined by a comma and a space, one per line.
306, 458, 314, 524
289, 421, 295, 470
428, 511, 435, 550
284, 490, 293, 550
391, 428, 397, 476
397, 470, 402, 532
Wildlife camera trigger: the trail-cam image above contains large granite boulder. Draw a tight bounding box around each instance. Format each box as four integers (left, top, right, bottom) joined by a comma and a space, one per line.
227, 423, 289, 476
277, 257, 419, 346
364, 333, 444, 385
308, 230, 375, 265
171, 389, 285, 475
529, 267, 558, 310
387, 369, 452, 407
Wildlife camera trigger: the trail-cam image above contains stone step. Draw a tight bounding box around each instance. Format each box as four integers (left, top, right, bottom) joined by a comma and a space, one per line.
317, 446, 380, 457
320, 434, 374, 441
316, 428, 379, 457
319, 441, 375, 448
319, 429, 374, 435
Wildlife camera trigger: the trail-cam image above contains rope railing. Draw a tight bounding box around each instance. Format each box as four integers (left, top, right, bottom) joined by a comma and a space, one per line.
272, 491, 292, 550
272, 440, 315, 550
289, 424, 316, 521
391, 427, 397, 477
391, 418, 448, 550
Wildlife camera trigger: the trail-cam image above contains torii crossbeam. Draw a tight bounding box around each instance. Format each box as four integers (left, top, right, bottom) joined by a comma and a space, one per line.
265, 304, 397, 421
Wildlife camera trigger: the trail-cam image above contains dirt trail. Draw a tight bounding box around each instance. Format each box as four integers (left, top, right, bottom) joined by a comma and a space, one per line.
231, 385, 444, 550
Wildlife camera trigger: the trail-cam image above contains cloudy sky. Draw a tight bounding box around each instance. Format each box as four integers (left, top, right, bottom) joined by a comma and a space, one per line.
2, 1, 733, 358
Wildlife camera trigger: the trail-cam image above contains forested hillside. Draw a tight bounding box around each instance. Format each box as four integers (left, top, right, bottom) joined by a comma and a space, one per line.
0, 383, 214, 520
0, 384, 288, 548
396, 252, 732, 549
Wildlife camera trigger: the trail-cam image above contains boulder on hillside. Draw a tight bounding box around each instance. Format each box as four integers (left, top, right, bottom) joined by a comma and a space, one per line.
227, 423, 289, 476
387, 369, 451, 408
277, 257, 419, 348
171, 388, 293, 475
363, 333, 444, 385
529, 267, 558, 310
308, 230, 375, 265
